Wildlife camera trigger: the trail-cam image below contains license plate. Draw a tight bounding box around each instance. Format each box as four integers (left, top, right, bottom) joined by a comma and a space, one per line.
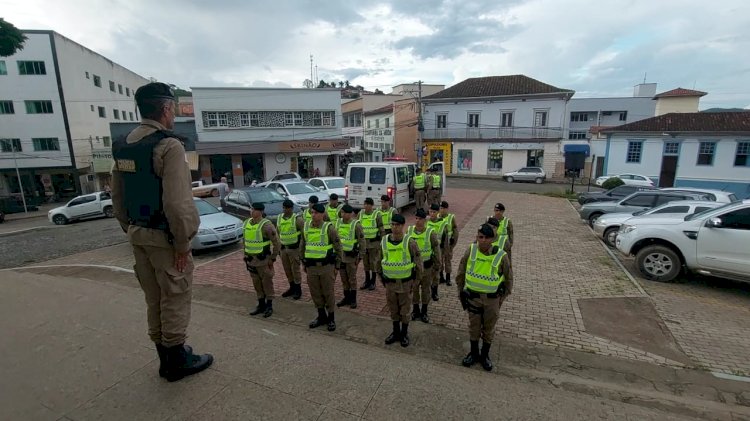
221, 233, 236, 241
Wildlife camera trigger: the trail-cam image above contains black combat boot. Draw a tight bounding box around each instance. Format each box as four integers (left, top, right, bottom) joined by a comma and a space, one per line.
445, 273, 452, 286
400, 323, 410, 347
327, 312, 336, 331
309, 308, 327, 329
281, 283, 294, 298
360, 272, 371, 290
480, 341, 493, 371
163, 343, 214, 382
263, 300, 273, 318
336, 290, 350, 307
349, 290, 358, 309
439, 272, 446, 284
420, 304, 430, 324
157, 344, 192, 378
249, 298, 266, 316
368, 272, 377, 290
462, 340, 480, 367
431, 285, 439, 301
385, 321, 400, 345
411, 304, 421, 321
292, 283, 302, 300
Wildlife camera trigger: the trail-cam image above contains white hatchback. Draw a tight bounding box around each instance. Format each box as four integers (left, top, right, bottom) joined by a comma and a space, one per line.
595, 173, 654, 187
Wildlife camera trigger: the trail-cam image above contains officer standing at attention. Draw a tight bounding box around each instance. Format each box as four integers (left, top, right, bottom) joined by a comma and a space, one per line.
358, 197, 384, 291
413, 168, 428, 211
244, 202, 281, 317
379, 194, 396, 235
456, 224, 513, 371
408, 208, 441, 323
303, 195, 330, 224
489, 202, 513, 249
428, 168, 442, 207
278, 199, 305, 300
326, 193, 343, 222
335, 204, 365, 309
301, 203, 343, 331
437, 201, 459, 286
111, 82, 212, 382
382, 214, 423, 347
427, 203, 445, 301
486, 217, 512, 257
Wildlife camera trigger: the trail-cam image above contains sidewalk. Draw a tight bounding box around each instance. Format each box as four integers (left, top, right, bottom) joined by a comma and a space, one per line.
3, 268, 748, 420
2, 202, 58, 221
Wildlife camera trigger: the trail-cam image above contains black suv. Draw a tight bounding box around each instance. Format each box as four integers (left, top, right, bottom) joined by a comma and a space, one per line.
577, 185, 658, 205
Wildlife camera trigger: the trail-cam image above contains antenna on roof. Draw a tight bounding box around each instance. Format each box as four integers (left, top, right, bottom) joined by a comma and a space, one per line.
643, 72, 647, 84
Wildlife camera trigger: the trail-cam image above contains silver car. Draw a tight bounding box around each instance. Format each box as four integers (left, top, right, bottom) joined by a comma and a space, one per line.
593, 200, 724, 247
579, 191, 707, 227
503, 166, 546, 183
192, 198, 244, 251
659, 187, 739, 203
265, 180, 329, 208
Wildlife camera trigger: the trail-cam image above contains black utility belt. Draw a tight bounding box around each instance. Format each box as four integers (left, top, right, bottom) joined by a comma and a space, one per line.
344, 250, 359, 257
245, 252, 270, 261
466, 290, 500, 299
281, 242, 300, 250
304, 258, 334, 267
366, 237, 381, 242
423, 260, 433, 269
130, 220, 167, 231
383, 276, 414, 283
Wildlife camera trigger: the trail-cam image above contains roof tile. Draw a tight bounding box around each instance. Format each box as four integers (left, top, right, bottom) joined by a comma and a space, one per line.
423, 75, 573, 100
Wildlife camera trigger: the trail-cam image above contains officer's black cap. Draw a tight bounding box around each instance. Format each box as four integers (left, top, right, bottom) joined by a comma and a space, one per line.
364, 197, 374, 205
309, 195, 319, 204
135, 82, 175, 103
282, 199, 294, 208
430, 203, 440, 211
252, 202, 265, 211
440, 201, 449, 208
380, 194, 390, 202
494, 202, 505, 211
487, 217, 499, 227
312, 203, 325, 213
416, 168, 422, 173
478, 224, 494, 237
391, 214, 406, 225
330, 193, 339, 200
341, 204, 354, 213
415, 209, 427, 219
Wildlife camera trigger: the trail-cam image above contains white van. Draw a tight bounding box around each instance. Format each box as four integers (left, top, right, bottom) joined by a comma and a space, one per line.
345, 162, 445, 211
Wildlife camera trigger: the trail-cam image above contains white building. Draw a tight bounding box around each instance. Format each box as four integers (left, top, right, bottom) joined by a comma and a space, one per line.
421, 75, 574, 177
363, 104, 394, 161
601, 112, 750, 198
0, 30, 149, 199
191, 87, 346, 185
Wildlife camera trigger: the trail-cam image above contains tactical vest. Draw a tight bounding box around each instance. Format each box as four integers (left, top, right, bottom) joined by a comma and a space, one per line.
380, 207, 395, 231
276, 214, 300, 246
407, 226, 433, 262
304, 221, 333, 260
464, 244, 506, 293
111, 131, 169, 230
493, 234, 509, 251
336, 219, 359, 252
432, 174, 441, 188
414, 174, 426, 189
427, 217, 446, 240
381, 234, 415, 280
244, 218, 271, 256
326, 204, 342, 223
439, 213, 454, 240
359, 210, 380, 239
302, 208, 313, 224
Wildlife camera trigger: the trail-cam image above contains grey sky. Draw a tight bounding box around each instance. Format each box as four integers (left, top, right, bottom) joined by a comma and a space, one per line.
3, 0, 749, 108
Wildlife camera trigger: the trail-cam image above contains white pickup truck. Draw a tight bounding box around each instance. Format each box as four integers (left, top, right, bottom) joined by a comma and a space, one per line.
48, 192, 114, 225
192, 180, 226, 198
616, 199, 750, 283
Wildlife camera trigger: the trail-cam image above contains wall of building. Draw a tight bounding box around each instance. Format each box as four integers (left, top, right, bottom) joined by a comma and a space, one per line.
654, 97, 700, 116
394, 98, 418, 162
446, 141, 560, 176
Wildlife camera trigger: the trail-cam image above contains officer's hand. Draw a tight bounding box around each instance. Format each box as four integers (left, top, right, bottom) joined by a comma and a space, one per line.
174, 251, 190, 273
459, 290, 469, 310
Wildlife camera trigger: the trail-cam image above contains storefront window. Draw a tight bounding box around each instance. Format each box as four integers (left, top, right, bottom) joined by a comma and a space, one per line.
527, 149, 544, 167
457, 150, 473, 173
487, 150, 503, 173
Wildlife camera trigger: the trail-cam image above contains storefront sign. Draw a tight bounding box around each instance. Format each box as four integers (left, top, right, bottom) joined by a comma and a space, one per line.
278, 139, 351, 153
488, 142, 544, 150
92, 149, 113, 173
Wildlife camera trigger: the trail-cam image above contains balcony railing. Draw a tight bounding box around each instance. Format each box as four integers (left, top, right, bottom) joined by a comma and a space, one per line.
423, 127, 563, 140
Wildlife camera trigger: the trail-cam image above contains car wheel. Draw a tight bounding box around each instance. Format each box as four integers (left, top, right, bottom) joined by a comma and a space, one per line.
603, 227, 618, 247
587, 213, 602, 228
103, 206, 114, 218
635, 245, 681, 282
506, 176, 514, 183
535, 177, 543, 184
211, 189, 219, 197
52, 214, 68, 225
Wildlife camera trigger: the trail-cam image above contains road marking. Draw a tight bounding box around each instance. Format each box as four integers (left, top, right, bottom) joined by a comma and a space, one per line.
0, 226, 57, 236
1, 264, 134, 273
711, 372, 750, 383
261, 329, 279, 336
196, 249, 241, 267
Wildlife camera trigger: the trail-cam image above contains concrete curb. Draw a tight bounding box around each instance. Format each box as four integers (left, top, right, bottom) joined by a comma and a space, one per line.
0, 225, 58, 237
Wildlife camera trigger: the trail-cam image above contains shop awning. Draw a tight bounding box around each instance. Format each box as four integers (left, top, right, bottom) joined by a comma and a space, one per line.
564, 144, 590, 156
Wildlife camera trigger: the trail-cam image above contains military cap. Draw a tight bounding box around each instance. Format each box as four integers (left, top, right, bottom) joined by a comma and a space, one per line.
252, 202, 265, 211
380, 194, 391, 202
282, 199, 294, 208
330, 193, 339, 200
494, 202, 505, 211
364, 197, 374, 205
440, 201, 449, 208
309, 195, 319, 204
135, 82, 175, 103
478, 224, 494, 237
430, 203, 440, 211
312, 203, 325, 213
415, 209, 427, 219
487, 217, 499, 227
341, 204, 354, 213
391, 214, 406, 225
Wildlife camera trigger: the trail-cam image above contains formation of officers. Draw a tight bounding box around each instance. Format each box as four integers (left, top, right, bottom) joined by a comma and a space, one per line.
242, 190, 513, 371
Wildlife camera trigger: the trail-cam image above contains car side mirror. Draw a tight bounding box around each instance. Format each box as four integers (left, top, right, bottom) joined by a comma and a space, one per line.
217, 207, 223, 212
706, 217, 723, 228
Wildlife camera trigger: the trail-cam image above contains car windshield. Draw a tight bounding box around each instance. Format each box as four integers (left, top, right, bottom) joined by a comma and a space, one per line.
325, 179, 345, 188
285, 183, 318, 194
195, 200, 220, 216
249, 189, 285, 203
684, 202, 735, 221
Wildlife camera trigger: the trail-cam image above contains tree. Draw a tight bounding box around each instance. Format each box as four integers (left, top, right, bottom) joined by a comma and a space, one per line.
0, 18, 28, 57
374, 88, 384, 95
602, 177, 625, 190
345, 80, 350, 88
338, 81, 344, 88
302, 79, 314, 89
317, 80, 328, 88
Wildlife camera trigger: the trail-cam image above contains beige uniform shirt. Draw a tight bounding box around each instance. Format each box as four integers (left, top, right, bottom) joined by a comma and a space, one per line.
111, 119, 198, 253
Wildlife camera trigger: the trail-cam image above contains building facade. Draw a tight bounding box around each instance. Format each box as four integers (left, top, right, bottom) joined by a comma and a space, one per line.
421, 75, 573, 177
602, 112, 750, 198
0, 30, 149, 200
363, 105, 394, 161
192, 87, 347, 185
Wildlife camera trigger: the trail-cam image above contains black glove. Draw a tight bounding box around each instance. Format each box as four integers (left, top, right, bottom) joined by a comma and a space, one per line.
459, 290, 469, 310
449, 238, 456, 246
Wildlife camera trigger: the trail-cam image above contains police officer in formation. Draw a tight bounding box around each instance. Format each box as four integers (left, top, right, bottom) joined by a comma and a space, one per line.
456, 224, 513, 371
111, 82, 212, 382
382, 214, 423, 347
301, 203, 343, 331
358, 197, 384, 291
243, 202, 281, 318
487, 217, 512, 256
413, 168, 428, 211
335, 204, 365, 309
426, 204, 445, 301
428, 168, 442, 207
277, 199, 304, 300
327, 193, 343, 221
303, 195, 330, 223
408, 208, 441, 323
489, 202, 513, 248
379, 194, 396, 235
437, 201, 458, 286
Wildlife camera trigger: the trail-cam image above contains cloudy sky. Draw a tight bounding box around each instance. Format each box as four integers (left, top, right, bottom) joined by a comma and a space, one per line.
3, 0, 749, 108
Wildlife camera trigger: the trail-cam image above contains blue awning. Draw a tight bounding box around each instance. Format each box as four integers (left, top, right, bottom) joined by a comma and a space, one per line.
564, 144, 590, 156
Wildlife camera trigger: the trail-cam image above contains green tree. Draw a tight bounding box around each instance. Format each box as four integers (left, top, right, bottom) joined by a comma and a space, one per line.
602, 177, 625, 190
317, 79, 328, 88
0, 18, 28, 57
338, 81, 344, 88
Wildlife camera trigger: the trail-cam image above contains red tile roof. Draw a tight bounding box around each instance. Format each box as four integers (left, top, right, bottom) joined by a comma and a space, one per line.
652, 88, 707, 99
423, 75, 573, 100
364, 104, 394, 116
601, 112, 750, 133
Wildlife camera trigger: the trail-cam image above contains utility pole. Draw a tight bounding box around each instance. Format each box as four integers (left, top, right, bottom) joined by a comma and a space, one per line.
12, 144, 28, 213
310, 54, 313, 88
416, 80, 424, 169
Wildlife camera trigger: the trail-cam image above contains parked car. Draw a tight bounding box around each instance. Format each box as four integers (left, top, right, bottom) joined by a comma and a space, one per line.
616, 200, 750, 283
595, 173, 655, 187
308, 176, 346, 198
577, 185, 658, 205
48, 191, 114, 225
503, 167, 546, 184
593, 200, 724, 247
192, 198, 244, 251
256, 172, 303, 187
659, 187, 739, 203
579, 190, 707, 227
265, 180, 328, 208
221, 187, 301, 222
0, 196, 40, 214
191, 180, 226, 198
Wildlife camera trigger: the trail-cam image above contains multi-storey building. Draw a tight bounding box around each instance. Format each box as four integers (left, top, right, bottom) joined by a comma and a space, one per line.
0, 30, 149, 199
363, 104, 394, 161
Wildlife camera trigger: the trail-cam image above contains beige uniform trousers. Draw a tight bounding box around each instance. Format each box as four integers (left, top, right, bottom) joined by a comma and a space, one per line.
428, 190, 442, 207
363, 240, 381, 273
246, 256, 275, 300
386, 279, 414, 323
280, 247, 302, 285
442, 243, 454, 274
467, 293, 501, 344
412, 264, 433, 305
338, 258, 359, 291
307, 263, 336, 312
415, 190, 427, 211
